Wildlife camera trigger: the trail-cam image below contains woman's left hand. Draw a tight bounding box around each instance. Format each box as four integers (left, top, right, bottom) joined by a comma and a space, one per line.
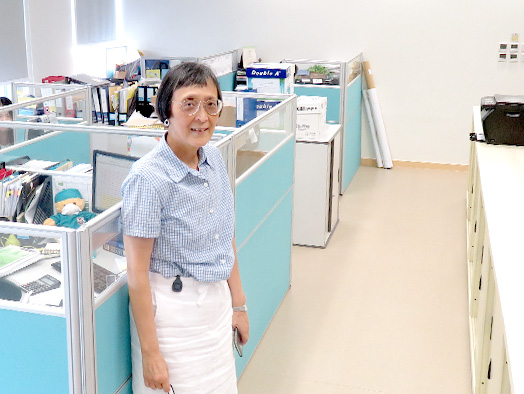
232, 311, 249, 345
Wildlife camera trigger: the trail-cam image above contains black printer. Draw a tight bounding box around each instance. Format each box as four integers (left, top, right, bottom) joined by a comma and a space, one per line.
480, 95, 524, 146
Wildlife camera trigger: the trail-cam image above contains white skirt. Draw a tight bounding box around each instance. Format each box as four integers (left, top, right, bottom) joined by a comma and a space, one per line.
130, 273, 237, 394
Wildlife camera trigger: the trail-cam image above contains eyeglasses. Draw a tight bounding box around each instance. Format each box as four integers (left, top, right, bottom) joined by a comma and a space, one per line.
174, 98, 223, 116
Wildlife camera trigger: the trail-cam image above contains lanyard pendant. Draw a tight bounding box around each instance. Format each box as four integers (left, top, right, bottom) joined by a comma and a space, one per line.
172, 275, 183, 293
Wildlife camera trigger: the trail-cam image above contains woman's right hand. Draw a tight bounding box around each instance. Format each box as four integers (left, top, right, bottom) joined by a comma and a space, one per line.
142, 351, 171, 392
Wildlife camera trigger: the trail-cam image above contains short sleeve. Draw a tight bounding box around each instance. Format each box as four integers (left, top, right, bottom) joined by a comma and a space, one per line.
121, 172, 161, 238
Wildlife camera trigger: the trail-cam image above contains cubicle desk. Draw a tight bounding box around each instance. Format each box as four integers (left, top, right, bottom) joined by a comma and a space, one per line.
467, 108, 521, 394
0, 90, 295, 392
283, 55, 362, 194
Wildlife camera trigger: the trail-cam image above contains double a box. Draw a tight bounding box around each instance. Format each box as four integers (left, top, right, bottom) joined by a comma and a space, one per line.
235, 97, 282, 127
246, 63, 294, 94
296, 96, 328, 140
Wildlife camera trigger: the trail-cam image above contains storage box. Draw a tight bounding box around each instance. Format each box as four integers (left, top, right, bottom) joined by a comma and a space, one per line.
296, 96, 327, 140
217, 105, 236, 127
235, 97, 282, 128
246, 63, 295, 94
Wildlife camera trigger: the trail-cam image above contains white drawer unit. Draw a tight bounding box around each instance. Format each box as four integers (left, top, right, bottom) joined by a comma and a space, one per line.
293, 124, 342, 247
467, 107, 524, 394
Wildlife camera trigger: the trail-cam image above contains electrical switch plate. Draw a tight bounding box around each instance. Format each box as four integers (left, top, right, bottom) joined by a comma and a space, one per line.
499, 52, 508, 62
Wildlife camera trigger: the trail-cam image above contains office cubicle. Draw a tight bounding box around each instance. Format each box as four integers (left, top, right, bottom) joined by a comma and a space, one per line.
140, 49, 239, 92
5, 83, 91, 149
282, 54, 363, 193
0, 89, 295, 392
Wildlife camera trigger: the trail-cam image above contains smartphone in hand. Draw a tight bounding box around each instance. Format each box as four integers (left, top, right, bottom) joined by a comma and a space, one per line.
233, 327, 243, 357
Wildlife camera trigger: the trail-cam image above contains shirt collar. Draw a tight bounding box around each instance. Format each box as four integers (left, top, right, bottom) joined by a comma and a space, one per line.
158, 134, 214, 182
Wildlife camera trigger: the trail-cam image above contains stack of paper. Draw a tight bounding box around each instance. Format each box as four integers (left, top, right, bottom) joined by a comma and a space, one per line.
0, 245, 42, 278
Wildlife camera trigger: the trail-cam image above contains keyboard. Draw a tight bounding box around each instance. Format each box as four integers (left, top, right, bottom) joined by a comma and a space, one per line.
51, 261, 115, 294
92, 263, 115, 294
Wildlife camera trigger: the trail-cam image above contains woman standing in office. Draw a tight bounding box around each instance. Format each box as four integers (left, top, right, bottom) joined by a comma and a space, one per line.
121, 62, 249, 394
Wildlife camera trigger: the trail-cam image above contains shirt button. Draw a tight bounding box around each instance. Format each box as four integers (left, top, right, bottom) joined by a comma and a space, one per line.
204, 182, 209, 187
215, 234, 219, 239
220, 259, 226, 264
209, 208, 214, 214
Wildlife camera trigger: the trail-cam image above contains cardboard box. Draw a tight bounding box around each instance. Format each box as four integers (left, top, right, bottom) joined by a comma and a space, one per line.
296, 96, 327, 140
236, 150, 266, 178
246, 63, 295, 94
217, 105, 236, 127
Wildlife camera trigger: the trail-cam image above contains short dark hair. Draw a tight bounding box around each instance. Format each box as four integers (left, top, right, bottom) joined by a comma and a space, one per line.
0, 97, 12, 107
155, 62, 222, 123
0, 97, 13, 121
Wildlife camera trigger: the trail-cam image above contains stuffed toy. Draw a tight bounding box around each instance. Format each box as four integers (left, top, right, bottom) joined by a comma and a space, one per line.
43, 188, 96, 229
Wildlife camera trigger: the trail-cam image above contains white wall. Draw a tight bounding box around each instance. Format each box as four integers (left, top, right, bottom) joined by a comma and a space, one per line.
20, 0, 524, 164
25, 0, 75, 82
120, 0, 524, 165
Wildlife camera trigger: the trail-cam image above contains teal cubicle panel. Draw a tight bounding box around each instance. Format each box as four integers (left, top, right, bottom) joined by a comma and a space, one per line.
293, 86, 341, 122
217, 72, 236, 92
95, 284, 131, 394
235, 191, 292, 376
346, 74, 362, 115
0, 309, 69, 393
234, 137, 294, 376
0, 131, 91, 165
341, 75, 362, 192
235, 138, 295, 247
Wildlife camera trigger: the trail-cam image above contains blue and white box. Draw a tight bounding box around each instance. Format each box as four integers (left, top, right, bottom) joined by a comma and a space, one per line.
246, 63, 295, 94
235, 98, 282, 127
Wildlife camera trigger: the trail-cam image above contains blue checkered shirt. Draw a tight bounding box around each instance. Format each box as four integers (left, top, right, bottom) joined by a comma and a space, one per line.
121, 136, 235, 282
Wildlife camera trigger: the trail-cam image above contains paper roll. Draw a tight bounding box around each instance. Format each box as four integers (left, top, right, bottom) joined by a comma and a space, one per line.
362, 61, 376, 89
362, 90, 383, 168
367, 88, 393, 169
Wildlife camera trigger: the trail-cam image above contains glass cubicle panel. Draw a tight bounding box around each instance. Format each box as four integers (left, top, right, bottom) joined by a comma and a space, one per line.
347, 53, 363, 85
0, 226, 73, 310
230, 92, 296, 181
282, 56, 362, 89
140, 56, 196, 80
287, 60, 343, 86
198, 49, 238, 78
12, 82, 90, 125
83, 206, 126, 300
0, 85, 91, 151
140, 50, 238, 80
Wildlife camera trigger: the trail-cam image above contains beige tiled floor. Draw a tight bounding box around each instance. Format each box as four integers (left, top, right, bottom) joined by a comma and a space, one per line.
238, 165, 472, 394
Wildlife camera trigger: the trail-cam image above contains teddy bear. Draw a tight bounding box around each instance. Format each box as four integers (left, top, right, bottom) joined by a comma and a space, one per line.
43, 188, 96, 229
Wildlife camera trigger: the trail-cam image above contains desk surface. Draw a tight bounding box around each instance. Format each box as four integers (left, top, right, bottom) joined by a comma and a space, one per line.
296, 123, 341, 144
474, 141, 524, 392
4, 247, 126, 310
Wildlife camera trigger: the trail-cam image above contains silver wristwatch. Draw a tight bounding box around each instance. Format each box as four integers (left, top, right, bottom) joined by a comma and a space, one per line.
233, 304, 247, 312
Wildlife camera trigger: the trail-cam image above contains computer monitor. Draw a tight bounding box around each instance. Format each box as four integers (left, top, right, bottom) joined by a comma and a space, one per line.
92, 150, 138, 213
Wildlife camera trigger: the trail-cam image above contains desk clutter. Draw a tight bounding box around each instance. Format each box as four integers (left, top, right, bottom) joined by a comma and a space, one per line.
40, 72, 158, 127
0, 156, 93, 224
